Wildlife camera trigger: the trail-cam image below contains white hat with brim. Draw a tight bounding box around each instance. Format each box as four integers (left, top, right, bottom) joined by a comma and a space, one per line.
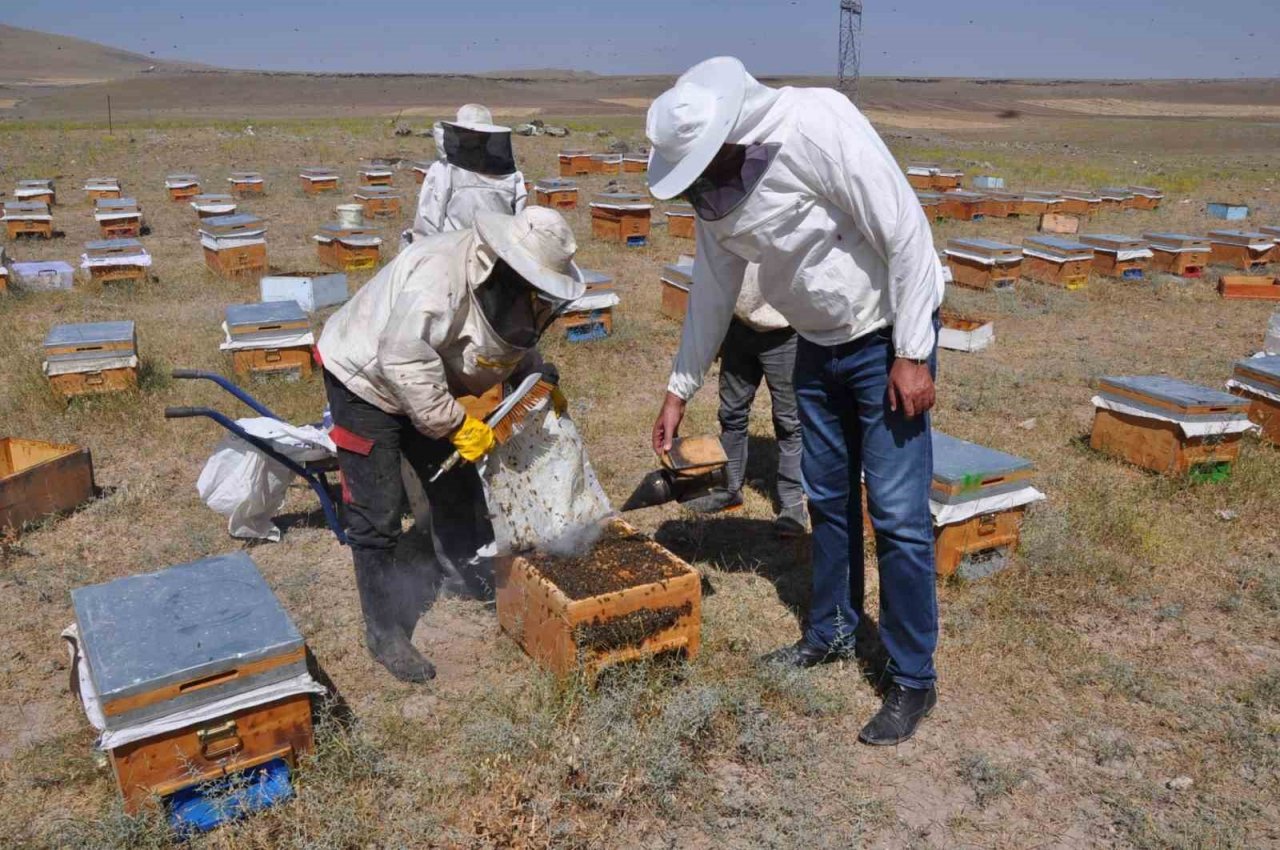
475, 208, 585, 302
646, 56, 748, 201
444, 120, 513, 135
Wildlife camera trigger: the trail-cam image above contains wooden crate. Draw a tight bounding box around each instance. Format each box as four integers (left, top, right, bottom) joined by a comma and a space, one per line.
935, 507, 1027, 579
317, 238, 380, 271
0, 437, 95, 534
5, 219, 53, 239
203, 243, 267, 281
591, 206, 652, 247
231, 346, 314, 381
49, 367, 138, 400
1219, 275, 1280, 300
495, 518, 701, 676
1090, 408, 1242, 478
1039, 213, 1081, 235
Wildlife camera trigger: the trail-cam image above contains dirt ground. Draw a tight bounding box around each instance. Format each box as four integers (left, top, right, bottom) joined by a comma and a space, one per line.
0, 84, 1278, 849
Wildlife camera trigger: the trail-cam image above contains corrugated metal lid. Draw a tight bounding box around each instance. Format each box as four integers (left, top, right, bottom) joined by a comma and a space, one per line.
44, 320, 136, 348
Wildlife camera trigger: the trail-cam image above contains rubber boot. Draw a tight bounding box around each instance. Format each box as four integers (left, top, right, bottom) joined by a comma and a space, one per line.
720, 429, 749, 495
352, 548, 436, 682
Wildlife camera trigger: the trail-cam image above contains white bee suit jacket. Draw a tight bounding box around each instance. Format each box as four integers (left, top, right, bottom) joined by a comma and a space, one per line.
667, 72, 945, 400
412, 162, 528, 239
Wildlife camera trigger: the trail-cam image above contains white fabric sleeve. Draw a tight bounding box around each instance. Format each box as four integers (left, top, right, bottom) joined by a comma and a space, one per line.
512, 170, 529, 214
667, 221, 748, 400
413, 163, 449, 239
799, 94, 942, 360
376, 289, 466, 438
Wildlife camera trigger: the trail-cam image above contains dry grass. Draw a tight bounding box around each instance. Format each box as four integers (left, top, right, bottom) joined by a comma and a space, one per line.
0, 111, 1278, 848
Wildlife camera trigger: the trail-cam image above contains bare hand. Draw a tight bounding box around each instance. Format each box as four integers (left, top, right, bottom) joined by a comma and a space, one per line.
652, 392, 687, 455
888, 359, 936, 419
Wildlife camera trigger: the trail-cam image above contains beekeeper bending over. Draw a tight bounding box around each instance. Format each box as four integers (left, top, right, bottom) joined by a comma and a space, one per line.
319, 207, 583, 682
647, 57, 945, 745
406, 104, 528, 245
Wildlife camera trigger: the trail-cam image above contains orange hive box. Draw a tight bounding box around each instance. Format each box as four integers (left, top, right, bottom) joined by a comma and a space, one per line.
164, 173, 200, 201
222, 301, 315, 381
14, 179, 56, 206
945, 238, 1022, 290
660, 256, 694, 321
937, 309, 995, 353
1021, 235, 1093, 289
553, 270, 619, 342
3, 200, 53, 239
82, 238, 151, 285
0, 437, 95, 535
665, 202, 696, 240
1097, 187, 1136, 210
558, 149, 592, 177
83, 177, 121, 202
94, 197, 142, 238
298, 167, 339, 194
42, 321, 139, 401
1127, 185, 1165, 210
534, 178, 579, 210
1058, 190, 1102, 217
589, 153, 623, 175
623, 153, 648, 174
190, 193, 238, 219
199, 213, 268, 281
1227, 355, 1280, 444
590, 192, 652, 247
939, 190, 987, 222
1208, 230, 1276, 272
1218, 274, 1280, 301
357, 162, 394, 187
315, 222, 382, 271
916, 191, 945, 221
228, 170, 265, 196
1145, 233, 1211, 278
1079, 234, 1152, 280
353, 185, 402, 218
979, 191, 1020, 219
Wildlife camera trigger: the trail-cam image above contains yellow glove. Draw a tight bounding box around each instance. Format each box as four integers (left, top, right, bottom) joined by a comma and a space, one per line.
451, 416, 496, 462
551, 386, 568, 416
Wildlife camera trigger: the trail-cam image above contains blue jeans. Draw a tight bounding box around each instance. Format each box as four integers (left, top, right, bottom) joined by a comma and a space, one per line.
795, 320, 938, 688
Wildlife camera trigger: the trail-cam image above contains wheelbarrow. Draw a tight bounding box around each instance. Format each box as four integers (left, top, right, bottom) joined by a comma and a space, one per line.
163, 369, 347, 544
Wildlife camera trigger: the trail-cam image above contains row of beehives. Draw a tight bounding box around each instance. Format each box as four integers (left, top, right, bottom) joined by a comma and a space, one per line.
557, 149, 649, 178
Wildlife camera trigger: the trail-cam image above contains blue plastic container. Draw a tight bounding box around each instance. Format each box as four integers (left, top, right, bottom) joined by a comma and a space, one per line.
168, 758, 294, 834
1208, 202, 1249, 221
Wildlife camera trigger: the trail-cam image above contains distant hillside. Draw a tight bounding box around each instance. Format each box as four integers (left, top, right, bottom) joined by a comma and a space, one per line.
0, 24, 209, 85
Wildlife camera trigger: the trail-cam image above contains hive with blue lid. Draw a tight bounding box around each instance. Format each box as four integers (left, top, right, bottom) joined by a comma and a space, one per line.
1090, 375, 1255, 481
314, 221, 382, 271
298, 166, 339, 194
590, 192, 652, 247
1078, 234, 1152, 280
535, 178, 579, 210
83, 176, 121, 202
42, 320, 139, 399
1145, 232, 1211, 278
945, 237, 1022, 290
165, 173, 201, 201
1022, 235, 1093, 289
660, 254, 695, 321
353, 184, 402, 218
200, 212, 268, 280
94, 196, 142, 238
1208, 229, 1276, 271
222, 301, 315, 381
228, 170, 265, 196
67, 551, 322, 816
3, 200, 54, 239
81, 237, 151, 285
1227, 355, 1280, 444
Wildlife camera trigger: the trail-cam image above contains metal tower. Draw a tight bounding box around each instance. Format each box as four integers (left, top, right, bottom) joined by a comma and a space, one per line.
838, 0, 864, 103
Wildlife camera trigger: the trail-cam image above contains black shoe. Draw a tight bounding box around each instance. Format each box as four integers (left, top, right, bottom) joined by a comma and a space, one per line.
682, 488, 744, 515
858, 683, 937, 746
352, 549, 437, 683
773, 502, 809, 538
760, 639, 843, 669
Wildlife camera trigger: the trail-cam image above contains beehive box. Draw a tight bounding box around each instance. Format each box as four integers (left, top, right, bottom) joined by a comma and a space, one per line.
590, 192, 652, 247
298, 167, 339, 194
354, 185, 402, 218
11, 260, 74, 292
1228, 355, 1280, 444
623, 153, 648, 174
1079, 234, 1152, 280
660, 256, 694, 321
84, 177, 121, 202
554, 275, 619, 343
70, 552, 316, 814
934, 168, 964, 191
0, 437, 95, 535
1208, 202, 1249, 221
1218, 275, 1280, 301
930, 432, 1043, 579
15, 179, 56, 205
82, 238, 151, 285
190, 193, 238, 219
43, 320, 139, 400
1091, 376, 1253, 481
979, 191, 1020, 219
94, 197, 142, 238
3, 200, 53, 238
1098, 187, 1136, 209
916, 191, 944, 221
357, 162, 394, 186
1145, 233, 1211, 277
1022, 235, 1093, 289
224, 301, 314, 381
589, 153, 623, 175
200, 213, 268, 280
411, 160, 432, 184
666, 203, 696, 239
315, 223, 382, 271
534, 178, 579, 210
905, 164, 940, 191
1208, 230, 1276, 271
496, 518, 701, 676
1127, 186, 1164, 210
260, 271, 348, 313
1059, 190, 1102, 217
558, 149, 592, 177
1260, 225, 1280, 242
165, 173, 201, 201
939, 190, 987, 222
938, 310, 994, 353
228, 171, 265, 196
945, 238, 1022, 290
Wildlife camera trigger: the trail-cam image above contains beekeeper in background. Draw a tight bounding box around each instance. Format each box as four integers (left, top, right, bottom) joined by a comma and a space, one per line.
319, 207, 582, 682
405, 103, 528, 245
646, 57, 945, 746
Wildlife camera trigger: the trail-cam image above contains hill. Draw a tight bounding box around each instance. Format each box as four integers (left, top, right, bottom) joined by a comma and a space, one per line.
0, 23, 208, 85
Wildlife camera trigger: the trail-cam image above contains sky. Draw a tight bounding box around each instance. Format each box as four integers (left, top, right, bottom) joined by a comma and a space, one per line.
5, 0, 1279, 79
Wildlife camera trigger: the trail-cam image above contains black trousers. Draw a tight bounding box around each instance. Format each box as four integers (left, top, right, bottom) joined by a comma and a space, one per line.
323, 370, 493, 567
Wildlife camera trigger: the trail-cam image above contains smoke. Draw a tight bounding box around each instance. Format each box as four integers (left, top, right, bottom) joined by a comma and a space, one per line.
538, 519, 608, 559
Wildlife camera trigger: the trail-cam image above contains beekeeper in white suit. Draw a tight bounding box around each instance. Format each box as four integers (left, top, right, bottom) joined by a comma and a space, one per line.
646, 57, 946, 746
406, 104, 528, 245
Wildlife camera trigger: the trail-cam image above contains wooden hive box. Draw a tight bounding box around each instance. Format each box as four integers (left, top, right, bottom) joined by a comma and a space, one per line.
70, 552, 317, 815
1091, 376, 1253, 481
558, 149, 592, 177
43, 320, 139, 400
930, 432, 1042, 579
590, 192, 653, 247
228, 170, 265, 196
190, 193, 238, 219
534, 178, 579, 210
979, 191, 1020, 219
1022, 235, 1093, 289
906, 164, 940, 191
1097, 187, 1135, 210
3, 200, 53, 238
357, 163, 394, 187
554, 271, 618, 342
1059, 190, 1102, 217
314, 222, 382, 271
15, 179, 56, 206
0, 437, 95, 535
1127, 186, 1164, 210
666, 202, 696, 239
11, 260, 74, 292
1260, 225, 1280, 243
94, 197, 142, 238
165, 173, 201, 201
945, 238, 1022, 290
1228, 355, 1280, 444
353, 185, 402, 218
623, 153, 648, 174
224, 301, 314, 381
1208, 230, 1276, 271
916, 191, 945, 221
298, 167, 339, 194
260, 271, 348, 313
1144, 232, 1211, 277
1208, 202, 1249, 221
939, 190, 987, 222
934, 168, 964, 191
938, 309, 994, 352
84, 177, 122, 202
82, 238, 151, 285
1219, 274, 1280, 301
200, 213, 268, 281
660, 256, 695, 321
496, 518, 701, 676
1011, 193, 1050, 218
1079, 234, 1152, 280
411, 160, 432, 184
589, 153, 623, 175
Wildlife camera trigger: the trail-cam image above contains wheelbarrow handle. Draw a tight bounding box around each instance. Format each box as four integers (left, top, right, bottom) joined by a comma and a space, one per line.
164, 406, 210, 419
169, 368, 280, 419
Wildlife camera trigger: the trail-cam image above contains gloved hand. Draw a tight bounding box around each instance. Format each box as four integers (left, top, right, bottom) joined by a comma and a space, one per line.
551, 386, 568, 415
539, 361, 561, 386
451, 416, 496, 462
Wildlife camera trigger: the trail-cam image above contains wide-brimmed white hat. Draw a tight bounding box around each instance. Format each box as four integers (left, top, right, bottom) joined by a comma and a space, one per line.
457, 103, 494, 126
646, 56, 748, 200
475, 208, 585, 302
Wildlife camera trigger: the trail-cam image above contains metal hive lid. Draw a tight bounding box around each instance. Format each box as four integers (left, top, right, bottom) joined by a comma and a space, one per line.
358, 162, 393, 172
318, 222, 377, 237
1128, 185, 1163, 196
166, 173, 199, 181
96, 197, 139, 210
85, 177, 120, 186
945, 191, 986, 201
355, 186, 399, 197
4, 201, 50, 213
1079, 234, 1142, 250
559, 149, 589, 156
85, 238, 145, 254
44, 320, 136, 349
1208, 229, 1271, 244
590, 153, 623, 161
71, 552, 304, 707
1098, 187, 1134, 198
931, 432, 1033, 487
1099, 376, 1247, 412
1025, 235, 1090, 254
300, 167, 337, 177
1144, 232, 1208, 248
1234, 355, 1280, 382
535, 178, 577, 190
950, 237, 1019, 253
201, 213, 265, 234
1060, 190, 1101, 201
192, 193, 235, 203
915, 191, 943, 202
580, 269, 613, 288
226, 300, 309, 328
229, 170, 263, 180
17, 179, 54, 188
